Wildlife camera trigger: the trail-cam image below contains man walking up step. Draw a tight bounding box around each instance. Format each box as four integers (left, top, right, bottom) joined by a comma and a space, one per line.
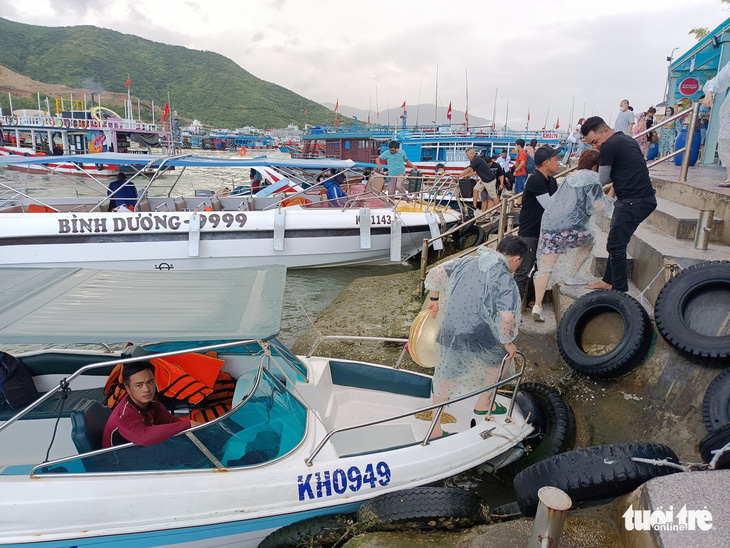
581, 116, 657, 292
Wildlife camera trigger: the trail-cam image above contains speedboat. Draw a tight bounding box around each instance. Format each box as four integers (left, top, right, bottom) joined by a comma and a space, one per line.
0, 153, 460, 270
0, 266, 535, 547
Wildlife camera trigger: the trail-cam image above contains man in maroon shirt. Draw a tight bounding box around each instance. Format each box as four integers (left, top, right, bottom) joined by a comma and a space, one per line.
102, 361, 200, 448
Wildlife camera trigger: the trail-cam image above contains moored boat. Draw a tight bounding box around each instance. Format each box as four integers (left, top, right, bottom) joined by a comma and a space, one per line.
0, 153, 460, 270
0, 265, 535, 547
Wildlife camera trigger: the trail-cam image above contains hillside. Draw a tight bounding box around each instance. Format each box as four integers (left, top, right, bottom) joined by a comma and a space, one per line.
0, 17, 349, 129
321, 102, 492, 127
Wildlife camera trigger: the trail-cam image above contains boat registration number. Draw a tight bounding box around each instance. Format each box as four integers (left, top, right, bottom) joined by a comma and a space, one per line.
298, 461, 391, 500
355, 214, 392, 226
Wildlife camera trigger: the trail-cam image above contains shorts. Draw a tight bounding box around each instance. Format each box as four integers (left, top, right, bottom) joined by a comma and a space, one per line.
539, 229, 593, 255
474, 178, 497, 200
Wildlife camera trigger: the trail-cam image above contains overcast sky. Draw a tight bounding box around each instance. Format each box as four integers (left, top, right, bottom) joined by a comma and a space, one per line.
1, 0, 726, 129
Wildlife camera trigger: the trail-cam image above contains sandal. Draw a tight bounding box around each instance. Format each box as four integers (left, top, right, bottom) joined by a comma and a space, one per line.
473, 402, 507, 415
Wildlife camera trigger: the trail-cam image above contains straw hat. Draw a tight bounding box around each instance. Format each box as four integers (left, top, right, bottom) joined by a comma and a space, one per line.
408, 309, 440, 369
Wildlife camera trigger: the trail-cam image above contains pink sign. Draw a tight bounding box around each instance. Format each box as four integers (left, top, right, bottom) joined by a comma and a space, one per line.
679, 77, 700, 96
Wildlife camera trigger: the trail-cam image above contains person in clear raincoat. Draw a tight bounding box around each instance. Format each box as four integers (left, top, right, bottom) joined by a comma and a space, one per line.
424, 236, 527, 438
703, 62, 730, 187
530, 149, 614, 322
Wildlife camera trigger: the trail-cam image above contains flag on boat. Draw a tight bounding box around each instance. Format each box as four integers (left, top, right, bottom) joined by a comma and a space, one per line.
304, 108, 308, 115
125, 77, 131, 88
162, 102, 170, 122
334, 99, 339, 112
555, 118, 560, 129
465, 108, 469, 125
401, 101, 406, 109
447, 102, 452, 120
527, 111, 531, 121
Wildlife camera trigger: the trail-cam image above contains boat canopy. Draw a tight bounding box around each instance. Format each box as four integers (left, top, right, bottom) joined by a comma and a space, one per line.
0, 152, 357, 170
0, 266, 286, 344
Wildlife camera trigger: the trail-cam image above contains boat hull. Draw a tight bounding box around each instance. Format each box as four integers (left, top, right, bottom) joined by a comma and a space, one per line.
0, 208, 456, 269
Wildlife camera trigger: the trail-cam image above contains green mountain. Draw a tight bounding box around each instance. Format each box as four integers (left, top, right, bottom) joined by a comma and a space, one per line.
0, 17, 348, 128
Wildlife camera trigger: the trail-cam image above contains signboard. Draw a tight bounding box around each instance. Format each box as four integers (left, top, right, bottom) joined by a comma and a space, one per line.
679, 77, 701, 96
541, 132, 560, 140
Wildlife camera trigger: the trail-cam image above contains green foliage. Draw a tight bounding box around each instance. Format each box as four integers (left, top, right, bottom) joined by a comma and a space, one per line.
0, 17, 349, 128
689, 27, 710, 41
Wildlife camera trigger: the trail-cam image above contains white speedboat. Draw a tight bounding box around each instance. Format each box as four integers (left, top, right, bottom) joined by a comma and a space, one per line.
0, 153, 459, 270
0, 266, 534, 547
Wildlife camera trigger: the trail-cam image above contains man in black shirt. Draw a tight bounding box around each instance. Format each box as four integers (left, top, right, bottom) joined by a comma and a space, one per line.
458, 148, 498, 212
514, 145, 560, 298
581, 116, 656, 292
487, 155, 506, 197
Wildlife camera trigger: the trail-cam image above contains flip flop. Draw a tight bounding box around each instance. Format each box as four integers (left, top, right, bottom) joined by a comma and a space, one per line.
473, 402, 507, 415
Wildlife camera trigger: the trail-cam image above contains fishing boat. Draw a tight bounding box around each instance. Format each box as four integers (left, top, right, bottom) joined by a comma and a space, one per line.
0, 153, 460, 270
298, 118, 563, 176
0, 265, 535, 547
0, 105, 173, 177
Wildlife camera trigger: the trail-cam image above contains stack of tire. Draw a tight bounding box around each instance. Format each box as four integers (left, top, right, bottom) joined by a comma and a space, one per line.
655, 261, 730, 469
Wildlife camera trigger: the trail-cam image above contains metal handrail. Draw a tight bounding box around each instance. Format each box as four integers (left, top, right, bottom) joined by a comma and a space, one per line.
304, 351, 526, 466
307, 335, 408, 358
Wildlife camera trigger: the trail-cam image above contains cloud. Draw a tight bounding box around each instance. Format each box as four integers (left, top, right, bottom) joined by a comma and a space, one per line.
0, 0, 722, 127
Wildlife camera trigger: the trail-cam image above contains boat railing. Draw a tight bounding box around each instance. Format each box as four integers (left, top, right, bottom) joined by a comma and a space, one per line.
0, 114, 161, 133
304, 351, 526, 466
0, 339, 262, 435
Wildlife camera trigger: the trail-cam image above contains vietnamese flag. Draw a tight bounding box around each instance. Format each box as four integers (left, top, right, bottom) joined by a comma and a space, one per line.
401, 101, 406, 109
334, 99, 339, 112
162, 102, 170, 122
447, 101, 452, 120
304, 108, 308, 115
555, 118, 560, 129
125, 77, 131, 88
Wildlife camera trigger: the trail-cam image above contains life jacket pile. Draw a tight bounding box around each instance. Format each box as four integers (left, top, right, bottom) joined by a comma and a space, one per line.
103, 351, 235, 423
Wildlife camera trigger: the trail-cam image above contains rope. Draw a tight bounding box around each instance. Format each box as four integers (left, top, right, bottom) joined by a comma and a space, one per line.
285, 280, 323, 341
43, 378, 71, 463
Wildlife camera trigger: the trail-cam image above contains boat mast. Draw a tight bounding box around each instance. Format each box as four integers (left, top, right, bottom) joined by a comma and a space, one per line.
491, 87, 498, 130
416, 77, 422, 126
504, 97, 509, 131
465, 68, 469, 130
434, 65, 438, 125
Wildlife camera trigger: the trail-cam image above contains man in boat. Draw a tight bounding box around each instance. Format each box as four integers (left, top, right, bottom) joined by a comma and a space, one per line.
375, 141, 417, 198
102, 361, 200, 448
324, 168, 347, 207
580, 116, 656, 292
424, 235, 527, 439
106, 172, 138, 211
456, 148, 498, 213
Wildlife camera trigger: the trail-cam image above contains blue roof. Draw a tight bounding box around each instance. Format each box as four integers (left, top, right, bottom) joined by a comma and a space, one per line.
0, 152, 357, 170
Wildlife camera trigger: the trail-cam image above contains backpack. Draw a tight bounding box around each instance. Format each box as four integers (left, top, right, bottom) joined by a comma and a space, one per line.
526, 153, 536, 174
0, 351, 40, 409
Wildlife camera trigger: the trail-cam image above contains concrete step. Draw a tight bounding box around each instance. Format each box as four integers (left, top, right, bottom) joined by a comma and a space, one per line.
590, 229, 633, 280
646, 196, 724, 241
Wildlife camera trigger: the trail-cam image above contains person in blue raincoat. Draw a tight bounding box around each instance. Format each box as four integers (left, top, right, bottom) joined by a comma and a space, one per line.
324, 169, 347, 207
424, 236, 527, 439
107, 172, 138, 210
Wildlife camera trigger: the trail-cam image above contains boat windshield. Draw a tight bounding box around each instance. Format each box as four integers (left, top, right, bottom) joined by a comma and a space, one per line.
35, 367, 307, 475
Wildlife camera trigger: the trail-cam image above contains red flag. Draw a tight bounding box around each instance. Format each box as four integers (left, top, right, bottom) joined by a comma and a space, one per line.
555, 118, 560, 129
401, 101, 406, 109
125, 77, 131, 88
447, 102, 452, 120
368, 112, 371, 124
465, 109, 469, 124
527, 111, 531, 121
304, 108, 308, 116
162, 102, 170, 122
334, 99, 339, 112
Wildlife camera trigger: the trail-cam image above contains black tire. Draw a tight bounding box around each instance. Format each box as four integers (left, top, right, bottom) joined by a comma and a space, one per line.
456, 224, 485, 250
490, 501, 522, 521
356, 487, 487, 532
487, 214, 519, 236
258, 514, 355, 548
514, 442, 679, 516
655, 260, 730, 362
557, 290, 653, 379
515, 383, 576, 467
702, 368, 730, 432
699, 423, 730, 469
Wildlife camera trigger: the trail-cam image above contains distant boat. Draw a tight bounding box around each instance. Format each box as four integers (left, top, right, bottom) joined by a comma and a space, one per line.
0, 105, 174, 177
297, 123, 563, 176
